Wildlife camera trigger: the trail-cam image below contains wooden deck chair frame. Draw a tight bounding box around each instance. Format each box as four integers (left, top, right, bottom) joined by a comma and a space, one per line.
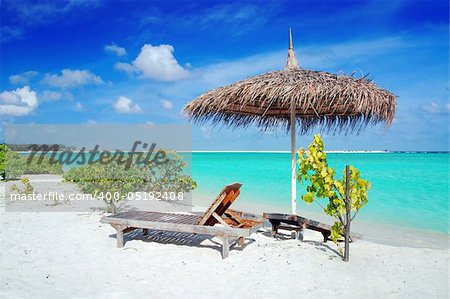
101, 183, 263, 258
263, 213, 360, 242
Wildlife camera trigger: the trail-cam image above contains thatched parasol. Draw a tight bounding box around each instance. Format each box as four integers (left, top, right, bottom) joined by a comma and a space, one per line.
183, 29, 396, 214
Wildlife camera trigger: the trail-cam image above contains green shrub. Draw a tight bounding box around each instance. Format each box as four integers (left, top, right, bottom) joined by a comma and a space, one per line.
297, 135, 370, 246
141, 150, 197, 193
64, 160, 147, 213
23, 155, 64, 175
0, 144, 5, 180
5, 147, 26, 180
63, 151, 196, 213
2, 148, 63, 179
10, 177, 34, 194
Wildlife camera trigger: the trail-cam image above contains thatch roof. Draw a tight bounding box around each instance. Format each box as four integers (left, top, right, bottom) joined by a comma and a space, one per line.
183, 32, 396, 134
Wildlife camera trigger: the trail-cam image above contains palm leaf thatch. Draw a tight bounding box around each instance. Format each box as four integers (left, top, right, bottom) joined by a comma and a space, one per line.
183, 33, 396, 134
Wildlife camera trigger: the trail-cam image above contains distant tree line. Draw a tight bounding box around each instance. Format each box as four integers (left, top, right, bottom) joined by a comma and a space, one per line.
5, 144, 76, 151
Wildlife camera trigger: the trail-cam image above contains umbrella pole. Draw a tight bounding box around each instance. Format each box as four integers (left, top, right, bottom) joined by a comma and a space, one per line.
290, 102, 297, 215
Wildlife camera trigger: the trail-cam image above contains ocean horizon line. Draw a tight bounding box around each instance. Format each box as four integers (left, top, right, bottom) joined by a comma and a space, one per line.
189, 150, 450, 153
16, 150, 450, 154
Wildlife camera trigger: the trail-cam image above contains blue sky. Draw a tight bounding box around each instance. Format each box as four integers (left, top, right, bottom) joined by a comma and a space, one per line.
1, 0, 448, 151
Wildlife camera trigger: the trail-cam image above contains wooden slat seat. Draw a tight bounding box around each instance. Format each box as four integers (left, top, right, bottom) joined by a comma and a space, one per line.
101, 183, 263, 258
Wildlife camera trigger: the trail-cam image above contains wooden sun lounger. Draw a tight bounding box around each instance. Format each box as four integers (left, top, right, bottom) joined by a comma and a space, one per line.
263, 212, 354, 242
101, 183, 263, 258
263, 213, 361, 242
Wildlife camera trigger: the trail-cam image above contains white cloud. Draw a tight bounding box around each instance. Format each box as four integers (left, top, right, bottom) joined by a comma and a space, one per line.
75, 102, 84, 111
160, 99, 173, 110
40, 90, 73, 102
105, 43, 126, 56
422, 102, 450, 114
9, 71, 38, 84
116, 44, 189, 81
113, 96, 143, 114
114, 62, 136, 74
41, 90, 62, 101
0, 86, 38, 116
42, 69, 104, 88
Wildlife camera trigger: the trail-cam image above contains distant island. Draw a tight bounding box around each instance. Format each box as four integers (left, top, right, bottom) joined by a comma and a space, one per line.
5, 144, 77, 151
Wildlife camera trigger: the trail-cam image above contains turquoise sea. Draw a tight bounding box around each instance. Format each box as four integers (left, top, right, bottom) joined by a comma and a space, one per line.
191, 152, 449, 235
17, 151, 449, 235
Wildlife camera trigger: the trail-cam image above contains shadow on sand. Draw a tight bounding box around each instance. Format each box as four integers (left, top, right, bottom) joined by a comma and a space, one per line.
108, 229, 256, 256
260, 228, 342, 258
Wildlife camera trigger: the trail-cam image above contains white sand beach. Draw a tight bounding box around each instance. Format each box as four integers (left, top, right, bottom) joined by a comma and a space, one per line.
0, 176, 449, 298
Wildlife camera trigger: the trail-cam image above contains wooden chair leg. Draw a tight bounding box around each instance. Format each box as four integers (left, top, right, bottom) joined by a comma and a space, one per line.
271, 225, 278, 237
298, 222, 307, 241
117, 230, 124, 247
269, 220, 280, 237
322, 231, 330, 242
221, 235, 230, 259
291, 231, 296, 239
294, 230, 304, 240
112, 225, 127, 248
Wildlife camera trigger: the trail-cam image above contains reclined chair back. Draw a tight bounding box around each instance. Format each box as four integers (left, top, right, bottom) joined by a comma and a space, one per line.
197, 183, 242, 226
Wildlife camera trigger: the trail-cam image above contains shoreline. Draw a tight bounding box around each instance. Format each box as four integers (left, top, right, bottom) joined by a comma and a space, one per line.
2, 175, 448, 250
191, 191, 449, 250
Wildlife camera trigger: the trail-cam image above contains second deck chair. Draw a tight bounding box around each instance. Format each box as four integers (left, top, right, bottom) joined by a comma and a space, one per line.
263, 212, 360, 242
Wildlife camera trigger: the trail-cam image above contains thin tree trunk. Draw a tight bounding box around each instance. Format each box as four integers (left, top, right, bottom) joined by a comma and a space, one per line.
107, 199, 117, 214
290, 99, 297, 215
344, 165, 351, 262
